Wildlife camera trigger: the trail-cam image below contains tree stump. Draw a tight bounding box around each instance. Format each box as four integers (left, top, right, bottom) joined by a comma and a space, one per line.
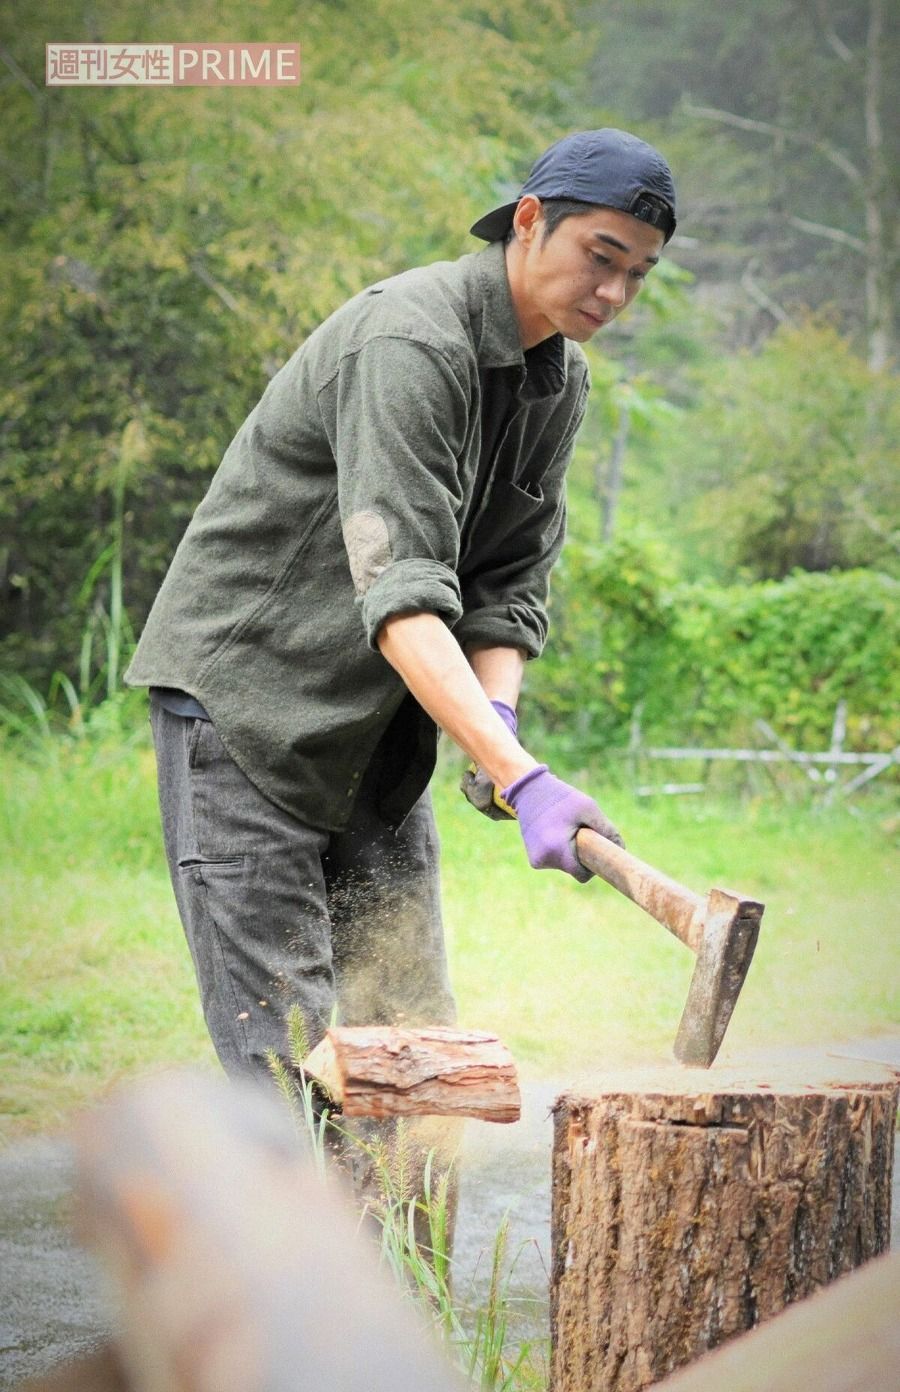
550, 1056, 898, 1392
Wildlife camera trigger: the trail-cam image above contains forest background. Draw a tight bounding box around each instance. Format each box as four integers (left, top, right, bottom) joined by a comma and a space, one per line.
1, 0, 898, 756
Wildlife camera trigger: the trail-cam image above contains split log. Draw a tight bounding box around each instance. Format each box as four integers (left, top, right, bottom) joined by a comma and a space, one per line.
550, 1057, 898, 1392
303, 1026, 521, 1122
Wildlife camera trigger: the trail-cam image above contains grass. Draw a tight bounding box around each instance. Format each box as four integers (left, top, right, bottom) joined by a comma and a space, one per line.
0, 737, 217, 1136
2, 729, 898, 1142
435, 769, 900, 1073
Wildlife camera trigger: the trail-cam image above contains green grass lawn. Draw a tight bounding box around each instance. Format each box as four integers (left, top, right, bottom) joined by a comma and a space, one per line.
2, 735, 898, 1142
437, 772, 900, 1071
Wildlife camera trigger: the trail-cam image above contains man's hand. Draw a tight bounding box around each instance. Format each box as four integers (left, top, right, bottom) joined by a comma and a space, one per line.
502, 765, 624, 882
460, 765, 515, 819
461, 699, 518, 820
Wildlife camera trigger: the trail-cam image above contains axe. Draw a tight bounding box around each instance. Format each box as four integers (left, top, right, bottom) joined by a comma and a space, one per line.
575, 828, 763, 1067
300, 835, 761, 1120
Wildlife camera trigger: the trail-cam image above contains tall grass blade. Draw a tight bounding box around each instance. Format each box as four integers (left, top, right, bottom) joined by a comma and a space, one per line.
0, 674, 52, 743
75, 543, 115, 609
285, 1003, 310, 1070
47, 671, 84, 734
265, 1049, 304, 1135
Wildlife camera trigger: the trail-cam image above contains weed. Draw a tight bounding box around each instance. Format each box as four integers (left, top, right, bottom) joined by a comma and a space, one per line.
0, 443, 137, 752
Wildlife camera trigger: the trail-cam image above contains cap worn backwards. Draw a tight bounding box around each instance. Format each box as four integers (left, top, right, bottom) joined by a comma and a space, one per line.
470, 128, 677, 244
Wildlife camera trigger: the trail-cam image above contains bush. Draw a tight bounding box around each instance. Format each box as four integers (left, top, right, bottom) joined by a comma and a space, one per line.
525, 539, 899, 757
659, 322, 900, 581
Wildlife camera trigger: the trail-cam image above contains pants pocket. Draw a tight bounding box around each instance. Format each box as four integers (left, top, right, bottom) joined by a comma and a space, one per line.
177, 855, 246, 869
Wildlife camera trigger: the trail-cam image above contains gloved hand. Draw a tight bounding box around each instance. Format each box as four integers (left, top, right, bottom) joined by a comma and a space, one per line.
501, 764, 625, 882
460, 700, 518, 821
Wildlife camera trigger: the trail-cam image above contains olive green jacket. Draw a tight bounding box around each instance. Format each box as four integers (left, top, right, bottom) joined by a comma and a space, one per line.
126, 240, 590, 830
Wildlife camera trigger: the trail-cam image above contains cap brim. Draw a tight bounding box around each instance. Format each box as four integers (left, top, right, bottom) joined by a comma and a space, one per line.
469, 201, 519, 242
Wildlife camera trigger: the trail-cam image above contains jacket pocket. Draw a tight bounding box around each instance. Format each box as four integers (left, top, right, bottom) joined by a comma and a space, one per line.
460, 475, 546, 571
177, 854, 246, 870
503, 477, 544, 505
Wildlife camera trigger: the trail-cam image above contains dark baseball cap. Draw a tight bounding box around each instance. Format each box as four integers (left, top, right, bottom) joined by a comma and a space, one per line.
470, 128, 677, 244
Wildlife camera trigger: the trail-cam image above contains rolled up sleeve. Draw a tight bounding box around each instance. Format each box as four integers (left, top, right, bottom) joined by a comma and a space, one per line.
360, 557, 463, 646
318, 336, 469, 648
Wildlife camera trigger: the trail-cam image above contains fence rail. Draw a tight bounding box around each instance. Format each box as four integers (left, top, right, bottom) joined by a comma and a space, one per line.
627, 701, 898, 802
642, 747, 895, 766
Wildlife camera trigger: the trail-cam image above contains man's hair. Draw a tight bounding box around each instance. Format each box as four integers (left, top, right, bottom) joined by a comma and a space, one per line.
504, 198, 601, 246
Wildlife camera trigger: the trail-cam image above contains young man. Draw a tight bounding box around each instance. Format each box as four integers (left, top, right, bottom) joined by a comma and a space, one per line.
125, 128, 677, 1084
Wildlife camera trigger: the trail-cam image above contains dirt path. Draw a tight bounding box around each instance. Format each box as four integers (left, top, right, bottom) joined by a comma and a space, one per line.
2, 1041, 898, 1388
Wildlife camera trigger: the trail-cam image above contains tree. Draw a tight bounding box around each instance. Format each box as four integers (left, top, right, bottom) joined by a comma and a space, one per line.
584, 0, 899, 366
685, 0, 894, 370
662, 321, 900, 580
0, 0, 598, 685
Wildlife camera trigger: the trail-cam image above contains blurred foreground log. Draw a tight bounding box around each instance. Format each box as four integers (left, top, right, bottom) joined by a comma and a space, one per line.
66, 1071, 465, 1392
550, 1057, 898, 1392
18, 1346, 128, 1392
653, 1249, 900, 1391
304, 1025, 521, 1122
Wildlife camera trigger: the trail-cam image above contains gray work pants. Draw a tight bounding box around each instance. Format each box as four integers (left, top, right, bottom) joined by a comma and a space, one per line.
149, 694, 457, 1083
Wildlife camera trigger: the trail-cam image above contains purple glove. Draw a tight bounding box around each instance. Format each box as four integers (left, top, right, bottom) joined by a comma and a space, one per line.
490, 699, 518, 737
502, 765, 625, 882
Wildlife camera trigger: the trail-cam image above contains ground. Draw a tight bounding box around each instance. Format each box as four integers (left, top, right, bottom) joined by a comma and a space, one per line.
1, 1039, 898, 1389
2, 750, 898, 1384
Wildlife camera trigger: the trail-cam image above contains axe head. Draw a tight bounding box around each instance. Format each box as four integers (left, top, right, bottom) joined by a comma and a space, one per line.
673, 888, 763, 1067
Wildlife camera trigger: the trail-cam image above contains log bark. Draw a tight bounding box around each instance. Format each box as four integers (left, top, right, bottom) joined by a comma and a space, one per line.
304, 1026, 521, 1122
550, 1058, 898, 1392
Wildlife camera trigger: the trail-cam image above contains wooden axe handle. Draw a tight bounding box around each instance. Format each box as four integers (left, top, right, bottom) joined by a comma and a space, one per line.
575, 828, 705, 953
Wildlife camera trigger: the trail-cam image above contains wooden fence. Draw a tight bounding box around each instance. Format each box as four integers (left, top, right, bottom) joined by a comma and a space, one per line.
627, 701, 898, 803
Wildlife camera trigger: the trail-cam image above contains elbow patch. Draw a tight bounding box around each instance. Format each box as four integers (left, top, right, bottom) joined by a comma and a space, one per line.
342, 510, 393, 595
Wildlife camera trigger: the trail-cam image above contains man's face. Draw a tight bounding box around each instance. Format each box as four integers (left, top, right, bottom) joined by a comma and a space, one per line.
507, 199, 665, 348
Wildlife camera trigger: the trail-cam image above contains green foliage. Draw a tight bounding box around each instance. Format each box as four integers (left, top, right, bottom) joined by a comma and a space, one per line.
667, 569, 899, 749
527, 534, 679, 756
528, 538, 899, 755
0, 0, 597, 687
0, 517, 141, 749
2, 0, 896, 764
662, 322, 900, 579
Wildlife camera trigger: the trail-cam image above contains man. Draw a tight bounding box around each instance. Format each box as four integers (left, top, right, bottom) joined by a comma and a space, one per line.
125, 128, 677, 1089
